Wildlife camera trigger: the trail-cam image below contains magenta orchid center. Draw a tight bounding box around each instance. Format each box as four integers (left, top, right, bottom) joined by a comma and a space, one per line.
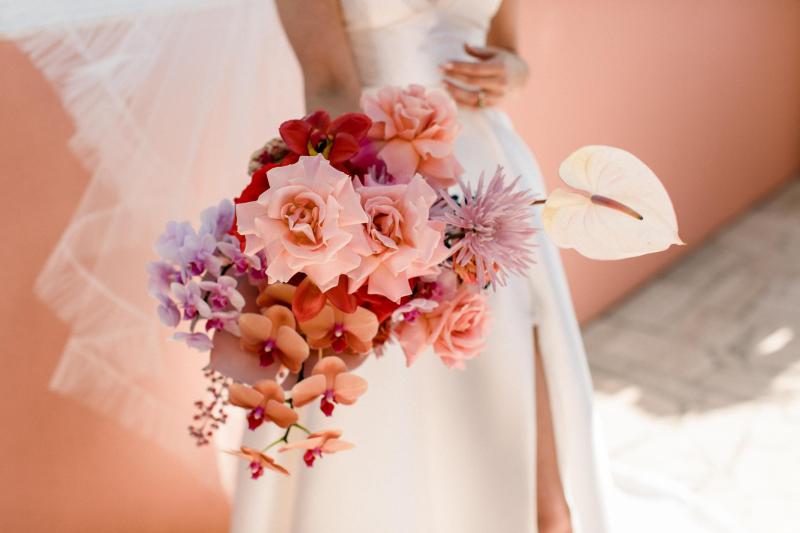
320, 389, 336, 417
247, 406, 265, 431
249, 460, 264, 479
188, 260, 205, 276
205, 317, 225, 332
209, 292, 229, 310
402, 309, 422, 322
183, 306, 199, 320
303, 447, 324, 468
418, 281, 442, 300
260, 339, 277, 367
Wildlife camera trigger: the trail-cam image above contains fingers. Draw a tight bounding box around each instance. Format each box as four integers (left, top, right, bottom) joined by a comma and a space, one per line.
442, 70, 508, 94
443, 80, 500, 108
464, 43, 497, 60
440, 60, 505, 78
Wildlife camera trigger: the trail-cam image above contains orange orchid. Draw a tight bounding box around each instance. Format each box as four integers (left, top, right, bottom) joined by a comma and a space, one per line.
291, 356, 367, 416
229, 379, 298, 430
229, 446, 289, 478
256, 283, 296, 308
298, 305, 379, 354
279, 429, 354, 467
239, 305, 309, 372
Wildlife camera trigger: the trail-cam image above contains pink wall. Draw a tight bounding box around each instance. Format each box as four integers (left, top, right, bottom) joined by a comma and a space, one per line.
507, 0, 800, 320
1, 2, 799, 531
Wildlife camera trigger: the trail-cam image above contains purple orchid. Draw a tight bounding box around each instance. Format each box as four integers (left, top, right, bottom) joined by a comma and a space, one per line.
200, 199, 236, 241
205, 310, 241, 336
155, 295, 181, 327
179, 233, 222, 277
155, 221, 195, 263
146, 261, 182, 296
199, 275, 245, 312
247, 251, 268, 282
173, 331, 214, 351
218, 240, 262, 275
171, 280, 211, 320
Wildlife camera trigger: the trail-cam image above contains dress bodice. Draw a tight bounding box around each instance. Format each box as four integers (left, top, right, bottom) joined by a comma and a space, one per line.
340, 0, 502, 88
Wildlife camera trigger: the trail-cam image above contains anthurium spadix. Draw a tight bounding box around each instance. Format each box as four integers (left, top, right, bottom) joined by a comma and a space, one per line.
542, 145, 684, 260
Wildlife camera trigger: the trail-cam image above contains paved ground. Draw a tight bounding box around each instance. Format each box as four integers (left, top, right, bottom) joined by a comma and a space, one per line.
584, 178, 800, 533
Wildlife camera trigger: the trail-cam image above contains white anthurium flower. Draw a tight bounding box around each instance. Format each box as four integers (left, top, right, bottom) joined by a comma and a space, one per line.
542, 145, 684, 260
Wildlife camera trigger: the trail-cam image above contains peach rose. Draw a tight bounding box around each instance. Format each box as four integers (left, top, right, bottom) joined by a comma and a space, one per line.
236, 155, 371, 291
428, 285, 491, 369
361, 84, 463, 188
347, 176, 449, 302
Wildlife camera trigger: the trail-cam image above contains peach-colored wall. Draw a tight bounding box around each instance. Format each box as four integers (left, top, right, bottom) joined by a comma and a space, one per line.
0, 43, 229, 532
2, 2, 799, 531
507, 0, 800, 320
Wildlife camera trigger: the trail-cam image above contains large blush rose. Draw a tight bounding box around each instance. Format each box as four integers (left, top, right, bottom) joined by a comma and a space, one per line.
428, 285, 490, 369
360, 84, 463, 188
347, 176, 449, 302
236, 155, 371, 291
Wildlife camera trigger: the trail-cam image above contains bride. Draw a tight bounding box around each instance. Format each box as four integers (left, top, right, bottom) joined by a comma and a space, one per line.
4, 0, 741, 531
232, 1, 737, 532
234, 1, 579, 531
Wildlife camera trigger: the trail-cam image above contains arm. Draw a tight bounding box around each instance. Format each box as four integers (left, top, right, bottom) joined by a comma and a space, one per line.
440, 0, 530, 107
275, 0, 363, 114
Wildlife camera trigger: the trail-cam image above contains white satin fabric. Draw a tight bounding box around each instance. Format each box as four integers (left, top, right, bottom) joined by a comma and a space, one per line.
231, 1, 742, 532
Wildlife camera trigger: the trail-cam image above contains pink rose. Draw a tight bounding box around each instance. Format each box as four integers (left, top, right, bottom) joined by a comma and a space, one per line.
428, 285, 491, 369
236, 155, 371, 291
361, 84, 463, 188
394, 272, 489, 369
347, 176, 449, 302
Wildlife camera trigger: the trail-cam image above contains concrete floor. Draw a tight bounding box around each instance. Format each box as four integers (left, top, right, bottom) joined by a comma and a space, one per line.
584, 178, 800, 533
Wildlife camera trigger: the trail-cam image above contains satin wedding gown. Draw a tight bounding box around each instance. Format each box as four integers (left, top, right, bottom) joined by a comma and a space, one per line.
231, 2, 739, 532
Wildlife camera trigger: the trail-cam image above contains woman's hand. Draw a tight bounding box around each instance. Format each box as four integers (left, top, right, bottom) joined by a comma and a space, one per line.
440, 43, 529, 108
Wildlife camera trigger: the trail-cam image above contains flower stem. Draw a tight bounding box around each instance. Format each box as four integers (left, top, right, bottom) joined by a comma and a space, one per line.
262, 434, 287, 452
292, 423, 311, 434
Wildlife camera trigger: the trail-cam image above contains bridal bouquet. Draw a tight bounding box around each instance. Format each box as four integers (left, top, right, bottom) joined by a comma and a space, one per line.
148, 84, 681, 477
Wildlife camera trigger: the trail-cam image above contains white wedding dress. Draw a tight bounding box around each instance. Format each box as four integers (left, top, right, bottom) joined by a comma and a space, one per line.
2, 0, 740, 531
230, 2, 741, 533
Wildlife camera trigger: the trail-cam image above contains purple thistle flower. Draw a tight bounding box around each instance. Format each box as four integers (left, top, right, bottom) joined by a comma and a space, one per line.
171, 280, 211, 320
174, 332, 214, 351
438, 167, 538, 289
199, 275, 245, 312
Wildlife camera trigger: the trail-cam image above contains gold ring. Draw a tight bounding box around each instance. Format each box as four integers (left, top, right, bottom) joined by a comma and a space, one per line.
476, 90, 486, 108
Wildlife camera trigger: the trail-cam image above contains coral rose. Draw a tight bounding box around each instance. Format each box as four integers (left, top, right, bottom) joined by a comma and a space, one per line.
361, 84, 463, 188
428, 285, 491, 369
348, 176, 449, 302
236, 155, 371, 291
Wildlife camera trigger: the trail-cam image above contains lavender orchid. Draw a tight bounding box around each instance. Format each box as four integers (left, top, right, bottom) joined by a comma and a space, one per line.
148, 199, 251, 352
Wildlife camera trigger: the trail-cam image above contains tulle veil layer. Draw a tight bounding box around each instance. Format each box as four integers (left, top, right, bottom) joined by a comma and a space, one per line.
1, 0, 303, 489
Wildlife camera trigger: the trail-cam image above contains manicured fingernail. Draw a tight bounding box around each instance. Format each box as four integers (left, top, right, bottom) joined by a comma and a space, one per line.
440, 62, 453, 70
